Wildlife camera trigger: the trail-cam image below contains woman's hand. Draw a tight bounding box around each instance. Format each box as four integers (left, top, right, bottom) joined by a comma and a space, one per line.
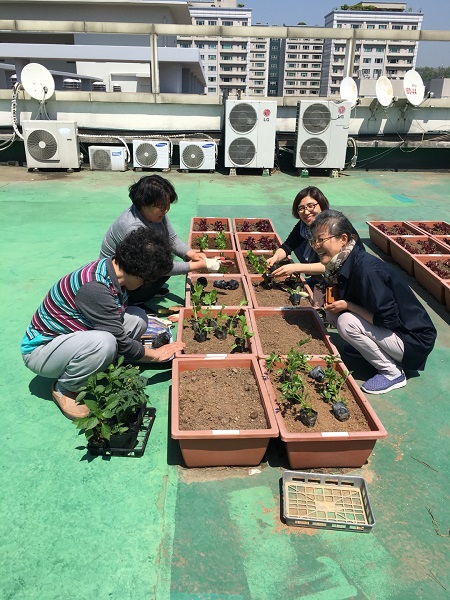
271, 263, 303, 277
186, 250, 207, 261
324, 300, 348, 314
144, 341, 185, 362
188, 258, 208, 272
266, 248, 287, 267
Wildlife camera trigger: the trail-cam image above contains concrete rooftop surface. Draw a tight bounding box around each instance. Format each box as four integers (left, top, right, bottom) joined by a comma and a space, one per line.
1, 165, 449, 600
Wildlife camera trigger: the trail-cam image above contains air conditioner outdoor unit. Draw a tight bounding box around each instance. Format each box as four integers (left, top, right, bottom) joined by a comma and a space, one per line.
89, 146, 127, 171
294, 100, 351, 170
179, 140, 216, 171
22, 120, 80, 170
224, 100, 277, 169
133, 139, 171, 170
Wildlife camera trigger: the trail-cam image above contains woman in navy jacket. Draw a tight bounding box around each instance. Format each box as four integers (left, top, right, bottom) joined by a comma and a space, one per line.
309, 210, 437, 394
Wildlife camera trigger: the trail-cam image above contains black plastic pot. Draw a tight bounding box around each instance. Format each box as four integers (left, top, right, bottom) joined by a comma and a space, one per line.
332, 401, 350, 422
152, 331, 171, 348
193, 330, 208, 343
279, 370, 294, 383
231, 337, 246, 353
309, 366, 325, 383
214, 326, 228, 340
226, 279, 239, 290
196, 277, 208, 288
289, 293, 301, 306
298, 408, 318, 427
213, 279, 228, 289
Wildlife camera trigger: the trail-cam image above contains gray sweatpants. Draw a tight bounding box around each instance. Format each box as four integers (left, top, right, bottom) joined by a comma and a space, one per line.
327, 311, 405, 378
23, 307, 148, 391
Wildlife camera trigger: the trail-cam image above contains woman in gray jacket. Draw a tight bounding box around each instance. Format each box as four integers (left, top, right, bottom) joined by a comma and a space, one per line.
100, 175, 207, 306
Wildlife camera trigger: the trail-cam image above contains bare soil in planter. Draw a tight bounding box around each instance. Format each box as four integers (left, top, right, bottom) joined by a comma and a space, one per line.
252, 283, 311, 307
178, 367, 268, 430
395, 238, 442, 254
417, 222, 450, 235
255, 313, 329, 355
195, 281, 248, 306
192, 237, 233, 251
181, 318, 251, 354
425, 258, 450, 278
268, 371, 371, 433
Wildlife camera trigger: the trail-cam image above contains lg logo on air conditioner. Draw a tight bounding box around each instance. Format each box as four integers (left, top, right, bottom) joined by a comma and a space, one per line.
263, 108, 271, 122
337, 105, 347, 119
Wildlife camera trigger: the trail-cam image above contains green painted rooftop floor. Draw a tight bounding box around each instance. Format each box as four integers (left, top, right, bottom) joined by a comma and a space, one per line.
1, 166, 449, 600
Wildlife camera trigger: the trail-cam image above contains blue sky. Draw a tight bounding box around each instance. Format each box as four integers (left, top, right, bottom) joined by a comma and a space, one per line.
248, 0, 450, 66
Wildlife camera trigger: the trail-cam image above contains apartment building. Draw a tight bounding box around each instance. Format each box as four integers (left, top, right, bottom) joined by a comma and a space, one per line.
280, 36, 323, 97
320, 2, 423, 97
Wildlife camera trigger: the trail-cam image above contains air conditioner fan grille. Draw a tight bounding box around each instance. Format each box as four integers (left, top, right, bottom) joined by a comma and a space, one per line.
302, 103, 332, 134
26, 129, 58, 161
228, 137, 256, 166
299, 138, 328, 167
135, 143, 158, 167
182, 144, 204, 169
228, 103, 258, 134
92, 149, 111, 170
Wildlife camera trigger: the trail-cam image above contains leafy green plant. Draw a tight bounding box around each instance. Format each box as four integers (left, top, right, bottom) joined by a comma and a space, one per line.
215, 231, 227, 250
73, 356, 148, 442
265, 351, 282, 372
191, 282, 206, 309
279, 373, 305, 404
321, 355, 348, 404
197, 233, 209, 251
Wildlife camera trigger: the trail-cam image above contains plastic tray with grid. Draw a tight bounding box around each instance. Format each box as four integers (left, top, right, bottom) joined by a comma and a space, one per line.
282, 470, 375, 533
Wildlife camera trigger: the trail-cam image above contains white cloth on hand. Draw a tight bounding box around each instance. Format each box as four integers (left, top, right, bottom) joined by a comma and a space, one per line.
205, 257, 221, 273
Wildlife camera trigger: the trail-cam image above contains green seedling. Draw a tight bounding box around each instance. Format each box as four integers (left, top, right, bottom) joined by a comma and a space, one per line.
198, 233, 209, 252
215, 231, 227, 250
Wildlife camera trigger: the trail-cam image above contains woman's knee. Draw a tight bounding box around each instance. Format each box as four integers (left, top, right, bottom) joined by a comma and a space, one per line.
336, 312, 362, 339
91, 331, 117, 364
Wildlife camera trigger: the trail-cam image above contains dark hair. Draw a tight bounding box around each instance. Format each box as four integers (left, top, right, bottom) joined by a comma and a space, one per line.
292, 186, 330, 219
114, 228, 173, 284
128, 175, 178, 210
310, 210, 354, 240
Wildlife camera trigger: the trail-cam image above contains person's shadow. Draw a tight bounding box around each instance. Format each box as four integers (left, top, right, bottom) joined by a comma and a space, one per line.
28, 376, 53, 403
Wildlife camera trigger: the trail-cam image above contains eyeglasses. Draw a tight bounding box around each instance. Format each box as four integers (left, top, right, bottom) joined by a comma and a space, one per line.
297, 202, 319, 214
309, 235, 338, 248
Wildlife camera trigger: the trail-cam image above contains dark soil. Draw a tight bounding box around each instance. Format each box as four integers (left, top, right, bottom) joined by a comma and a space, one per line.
192, 219, 230, 232
238, 236, 279, 252
195, 257, 242, 275
417, 222, 450, 235
244, 255, 291, 275
181, 316, 253, 355
191, 235, 233, 251
235, 220, 273, 233
178, 367, 268, 430
264, 367, 371, 434
394, 237, 443, 254
254, 313, 330, 356
425, 259, 450, 278
377, 224, 415, 235
251, 282, 311, 308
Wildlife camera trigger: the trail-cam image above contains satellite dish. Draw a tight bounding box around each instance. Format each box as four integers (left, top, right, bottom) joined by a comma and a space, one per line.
376, 76, 394, 107
403, 69, 425, 106
21, 63, 55, 101
340, 77, 358, 107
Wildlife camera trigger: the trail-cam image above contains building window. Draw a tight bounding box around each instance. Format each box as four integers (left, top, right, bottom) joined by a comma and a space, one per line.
312, 55, 321, 59
196, 20, 204, 25
222, 66, 232, 71
311, 90, 318, 95
222, 43, 233, 49
255, 53, 265, 58
286, 81, 295, 86
392, 25, 403, 30
363, 46, 373, 52
286, 72, 296, 77
209, 43, 217, 48
376, 47, 384, 52
313, 46, 322, 50
208, 55, 216, 60
287, 54, 297, 59
300, 81, 307, 86
222, 20, 233, 26
256, 44, 265, 49
362, 69, 370, 76
200, 54, 205, 60
179, 43, 190, 48
254, 71, 264, 76
286, 89, 294, 94
302, 45, 310, 50
363, 58, 372, 64
312, 63, 321, 68
379, 24, 387, 29
208, 20, 217, 26
287, 63, 296, 68
208, 77, 216, 82
300, 90, 306, 95
367, 24, 375, 29
254, 62, 264, 67
301, 63, 308, 68
301, 72, 308, 77
197, 43, 205, 48
411, 25, 417, 30
373, 69, 381, 77
270, 63, 277, 68
375, 58, 383, 64
351, 24, 360, 29
337, 24, 342, 28
311, 81, 319, 86
208, 87, 216, 93
208, 66, 216, 71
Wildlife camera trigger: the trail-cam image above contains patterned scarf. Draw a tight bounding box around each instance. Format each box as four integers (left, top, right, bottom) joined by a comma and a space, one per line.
322, 238, 356, 285
299, 220, 316, 262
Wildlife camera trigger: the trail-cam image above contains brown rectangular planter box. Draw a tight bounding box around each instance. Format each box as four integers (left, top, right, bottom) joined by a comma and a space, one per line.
232, 218, 276, 234
249, 307, 338, 358
366, 221, 424, 255
259, 358, 387, 469
171, 356, 279, 467
389, 235, 450, 277
176, 306, 257, 358
430, 235, 450, 252
188, 250, 244, 276
185, 274, 252, 308
412, 255, 450, 303
247, 275, 313, 309
443, 281, 450, 312
407, 220, 450, 237
190, 217, 232, 232
235, 232, 282, 253
188, 231, 236, 251
240, 250, 293, 276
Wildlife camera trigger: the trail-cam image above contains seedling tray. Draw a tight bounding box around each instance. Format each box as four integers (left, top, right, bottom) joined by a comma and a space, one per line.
282, 470, 375, 533
87, 407, 156, 457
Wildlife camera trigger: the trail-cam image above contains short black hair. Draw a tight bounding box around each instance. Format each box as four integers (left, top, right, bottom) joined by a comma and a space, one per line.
292, 186, 330, 219
128, 175, 178, 210
114, 227, 173, 284
310, 209, 354, 240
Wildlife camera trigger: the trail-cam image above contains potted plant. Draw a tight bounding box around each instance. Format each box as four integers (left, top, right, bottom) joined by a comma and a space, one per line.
185, 274, 252, 308
189, 250, 244, 275
191, 217, 231, 232
73, 356, 149, 452
366, 221, 423, 255
408, 221, 450, 236
412, 255, 450, 303
171, 356, 279, 467
260, 353, 387, 468
188, 231, 235, 251
389, 235, 450, 276
232, 218, 275, 233
235, 232, 281, 252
